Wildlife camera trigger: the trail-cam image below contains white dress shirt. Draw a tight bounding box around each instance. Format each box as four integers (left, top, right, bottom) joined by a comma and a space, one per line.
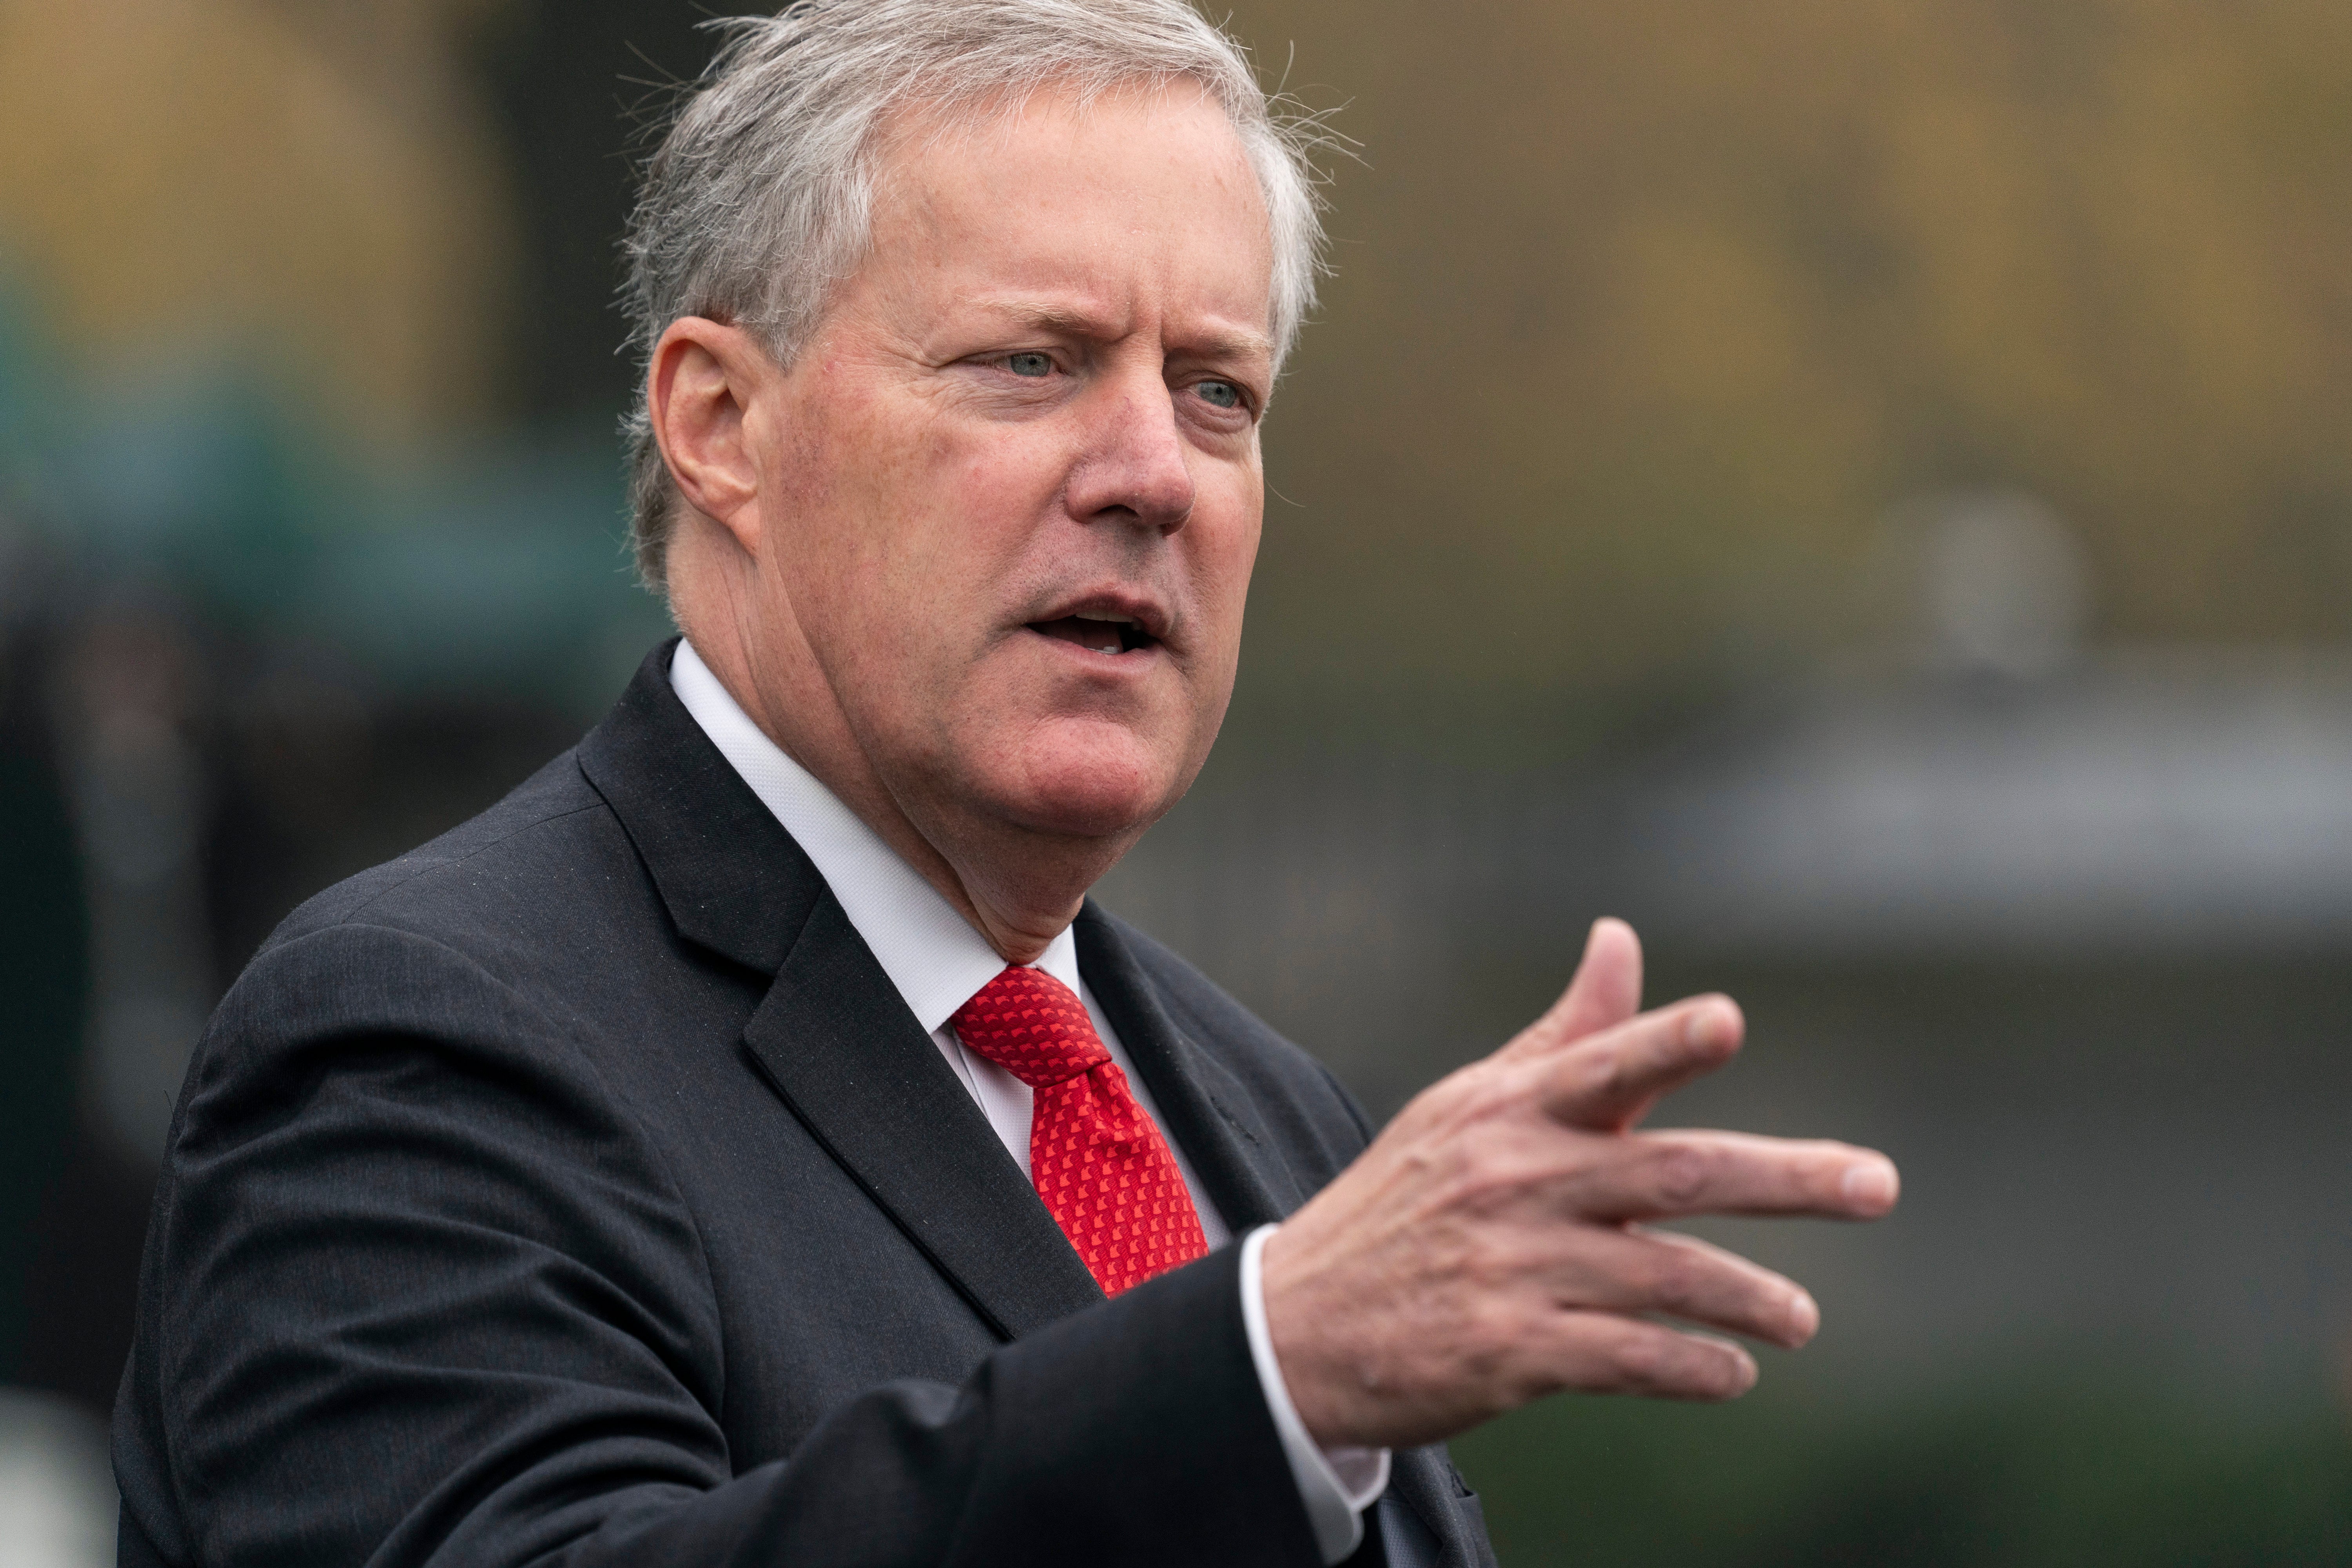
670, 639, 1386, 1563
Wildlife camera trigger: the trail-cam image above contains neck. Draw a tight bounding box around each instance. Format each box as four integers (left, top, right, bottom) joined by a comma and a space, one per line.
670, 552, 1126, 966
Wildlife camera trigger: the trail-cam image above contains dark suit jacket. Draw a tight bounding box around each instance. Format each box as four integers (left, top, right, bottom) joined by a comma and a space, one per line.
112, 642, 1496, 1568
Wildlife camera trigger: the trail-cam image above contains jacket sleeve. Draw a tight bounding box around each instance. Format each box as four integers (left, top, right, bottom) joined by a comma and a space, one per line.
114, 922, 1320, 1568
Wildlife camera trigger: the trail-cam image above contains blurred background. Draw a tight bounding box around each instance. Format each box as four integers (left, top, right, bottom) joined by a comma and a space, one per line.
2, 1, 2349, 1561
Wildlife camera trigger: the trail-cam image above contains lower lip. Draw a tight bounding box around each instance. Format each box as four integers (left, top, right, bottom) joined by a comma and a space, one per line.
1024, 627, 1162, 668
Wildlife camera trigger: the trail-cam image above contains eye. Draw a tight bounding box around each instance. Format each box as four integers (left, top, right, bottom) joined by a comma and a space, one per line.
1194, 378, 1243, 410
1005, 352, 1053, 378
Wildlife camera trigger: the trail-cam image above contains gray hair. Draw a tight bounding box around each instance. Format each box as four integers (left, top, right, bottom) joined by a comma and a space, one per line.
620, 0, 1332, 590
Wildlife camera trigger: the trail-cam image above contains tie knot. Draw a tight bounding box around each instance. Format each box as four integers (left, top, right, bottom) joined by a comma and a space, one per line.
949, 965, 1111, 1089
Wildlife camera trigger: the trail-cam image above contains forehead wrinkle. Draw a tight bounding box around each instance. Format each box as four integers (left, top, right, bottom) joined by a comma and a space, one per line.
972, 298, 1272, 363
991, 300, 1122, 338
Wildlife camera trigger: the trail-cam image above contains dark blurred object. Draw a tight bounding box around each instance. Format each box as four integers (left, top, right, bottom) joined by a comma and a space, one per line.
480, 0, 720, 426
0, 554, 590, 1418
0, 286, 642, 1427
9, 594, 212, 1417
58, 594, 216, 1169
19, 1140, 152, 1416
0, 621, 87, 1388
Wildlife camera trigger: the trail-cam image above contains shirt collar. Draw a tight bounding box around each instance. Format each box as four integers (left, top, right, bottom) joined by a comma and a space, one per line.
669, 638, 1080, 1031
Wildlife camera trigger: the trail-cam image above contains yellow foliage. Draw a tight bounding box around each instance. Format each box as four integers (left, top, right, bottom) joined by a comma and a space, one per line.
1226, 0, 2352, 702
0, 0, 519, 444
5, 0, 2346, 693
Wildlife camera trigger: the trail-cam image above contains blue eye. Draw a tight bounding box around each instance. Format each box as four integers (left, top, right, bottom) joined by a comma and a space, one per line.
1006, 352, 1053, 377
1196, 379, 1242, 410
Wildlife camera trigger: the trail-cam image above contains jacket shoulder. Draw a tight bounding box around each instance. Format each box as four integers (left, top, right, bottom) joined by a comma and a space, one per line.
262, 748, 622, 953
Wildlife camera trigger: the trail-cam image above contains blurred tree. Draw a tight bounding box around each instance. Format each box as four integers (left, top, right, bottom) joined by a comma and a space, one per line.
8, 0, 2351, 724
1213, 0, 2352, 727
0, 0, 523, 443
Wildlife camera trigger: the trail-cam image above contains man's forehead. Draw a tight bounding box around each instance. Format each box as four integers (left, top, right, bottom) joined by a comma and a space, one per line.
860, 81, 1276, 339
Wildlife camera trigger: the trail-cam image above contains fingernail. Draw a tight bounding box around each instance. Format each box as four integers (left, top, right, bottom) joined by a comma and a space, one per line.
1841, 1160, 1898, 1210
1787, 1289, 1819, 1344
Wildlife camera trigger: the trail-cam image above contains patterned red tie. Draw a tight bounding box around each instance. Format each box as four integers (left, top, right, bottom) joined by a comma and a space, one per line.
950, 965, 1209, 1295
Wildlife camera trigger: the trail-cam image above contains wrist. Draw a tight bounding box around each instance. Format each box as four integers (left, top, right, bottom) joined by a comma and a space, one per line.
1241, 1225, 1389, 1564
1258, 1221, 1359, 1446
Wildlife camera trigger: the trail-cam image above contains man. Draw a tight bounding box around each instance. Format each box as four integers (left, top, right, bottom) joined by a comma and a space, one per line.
114, 3, 1899, 1564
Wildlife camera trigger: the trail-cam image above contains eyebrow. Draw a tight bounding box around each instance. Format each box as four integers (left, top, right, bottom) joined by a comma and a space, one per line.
981, 300, 1274, 365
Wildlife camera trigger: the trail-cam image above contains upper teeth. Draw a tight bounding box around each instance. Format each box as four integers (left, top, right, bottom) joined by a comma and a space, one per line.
1085, 613, 1138, 626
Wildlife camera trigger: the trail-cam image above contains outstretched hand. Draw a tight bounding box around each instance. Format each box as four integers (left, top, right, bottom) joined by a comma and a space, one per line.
1261, 918, 1899, 1450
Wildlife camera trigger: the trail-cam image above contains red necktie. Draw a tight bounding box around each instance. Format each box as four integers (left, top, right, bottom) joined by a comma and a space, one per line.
950, 965, 1209, 1295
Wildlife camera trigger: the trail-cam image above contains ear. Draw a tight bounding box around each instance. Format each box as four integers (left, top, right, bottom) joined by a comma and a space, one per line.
648, 317, 771, 555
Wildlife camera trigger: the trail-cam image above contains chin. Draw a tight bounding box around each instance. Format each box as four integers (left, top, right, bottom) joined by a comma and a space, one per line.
1005, 722, 1189, 839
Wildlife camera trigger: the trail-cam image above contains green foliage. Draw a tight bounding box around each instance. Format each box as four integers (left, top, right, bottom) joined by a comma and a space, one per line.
1452, 1368, 2352, 1566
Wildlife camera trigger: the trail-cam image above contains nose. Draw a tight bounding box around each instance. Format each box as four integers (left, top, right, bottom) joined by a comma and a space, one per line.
1061, 368, 1196, 534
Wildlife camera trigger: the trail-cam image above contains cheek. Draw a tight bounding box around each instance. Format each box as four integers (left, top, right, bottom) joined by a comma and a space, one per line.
865, 439, 1043, 635
817, 427, 1080, 730
863, 394, 1060, 551
771, 399, 990, 640
1186, 495, 1263, 660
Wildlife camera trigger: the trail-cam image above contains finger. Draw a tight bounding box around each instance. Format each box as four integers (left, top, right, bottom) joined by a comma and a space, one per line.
1536, 994, 1744, 1131
1545, 1227, 1820, 1350
1539, 1311, 1759, 1402
1550, 917, 1644, 1043
1498, 918, 1644, 1063
1566, 1131, 1902, 1222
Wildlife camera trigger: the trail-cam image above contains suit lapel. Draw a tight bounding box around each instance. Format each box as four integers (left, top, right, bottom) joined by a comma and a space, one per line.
742, 892, 1104, 1341
579, 642, 1101, 1341
576, 639, 815, 975
1075, 904, 1298, 1233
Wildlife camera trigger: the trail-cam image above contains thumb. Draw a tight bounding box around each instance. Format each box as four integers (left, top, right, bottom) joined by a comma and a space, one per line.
1503, 917, 1644, 1061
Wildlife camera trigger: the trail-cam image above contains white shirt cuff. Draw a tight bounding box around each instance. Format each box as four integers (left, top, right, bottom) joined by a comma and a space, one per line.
1239, 1223, 1391, 1564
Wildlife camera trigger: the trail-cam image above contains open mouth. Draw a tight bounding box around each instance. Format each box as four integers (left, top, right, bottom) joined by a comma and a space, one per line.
1027, 614, 1158, 655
